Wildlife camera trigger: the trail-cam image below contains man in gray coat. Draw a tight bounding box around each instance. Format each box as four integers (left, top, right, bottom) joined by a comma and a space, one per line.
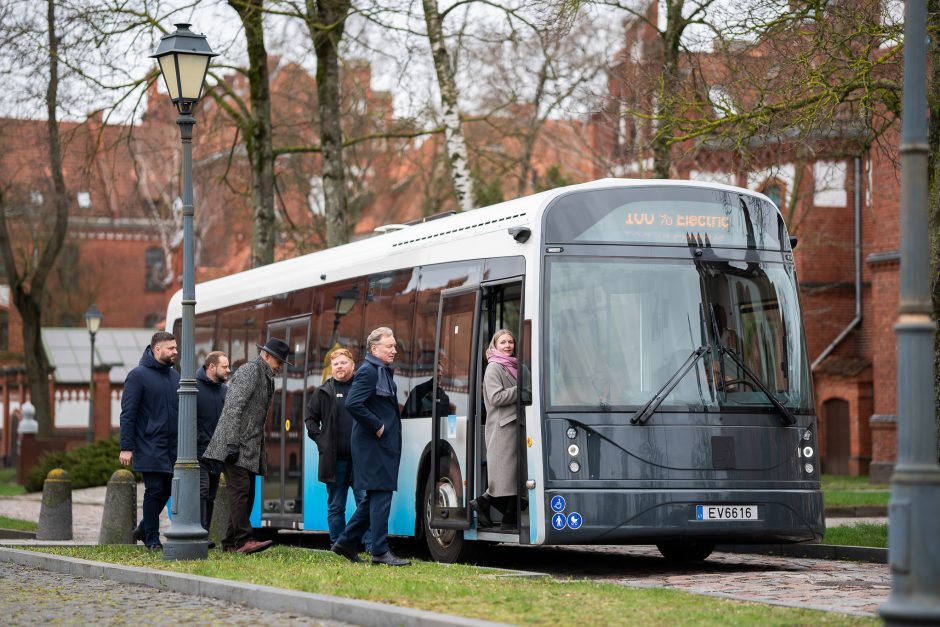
203, 338, 292, 554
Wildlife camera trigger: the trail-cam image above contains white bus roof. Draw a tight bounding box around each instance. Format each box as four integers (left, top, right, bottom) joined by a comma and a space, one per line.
165, 178, 772, 326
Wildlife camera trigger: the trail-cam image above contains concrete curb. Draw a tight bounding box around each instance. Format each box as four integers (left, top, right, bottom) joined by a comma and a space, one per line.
0, 547, 509, 627
717, 543, 887, 564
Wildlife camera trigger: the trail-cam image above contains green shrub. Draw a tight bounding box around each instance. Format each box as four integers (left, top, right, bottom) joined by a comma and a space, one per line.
24, 437, 140, 492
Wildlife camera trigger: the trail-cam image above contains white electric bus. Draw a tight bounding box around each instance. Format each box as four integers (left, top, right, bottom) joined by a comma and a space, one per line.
167, 178, 824, 562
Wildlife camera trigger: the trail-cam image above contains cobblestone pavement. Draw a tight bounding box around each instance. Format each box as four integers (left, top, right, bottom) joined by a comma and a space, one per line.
476, 543, 889, 617
0, 561, 354, 626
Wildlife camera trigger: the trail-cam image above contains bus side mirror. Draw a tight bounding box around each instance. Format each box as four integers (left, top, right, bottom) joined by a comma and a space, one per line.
789, 235, 799, 250
509, 227, 531, 243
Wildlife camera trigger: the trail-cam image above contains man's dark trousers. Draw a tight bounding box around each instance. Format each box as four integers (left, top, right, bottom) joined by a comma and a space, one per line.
199, 460, 221, 530
222, 462, 255, 549
141, 472, 172, 547
326, 458, 371, 550
335, 490, 392, 556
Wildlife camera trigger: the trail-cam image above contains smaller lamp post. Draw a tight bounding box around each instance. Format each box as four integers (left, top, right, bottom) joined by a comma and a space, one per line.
84, 304, 103, 445
151, 23, 217, 561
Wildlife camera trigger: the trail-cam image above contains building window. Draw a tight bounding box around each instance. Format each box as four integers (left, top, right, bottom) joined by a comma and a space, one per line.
0, 310, 7, 352
145, 247, 166, 292
77, 191, 91, 208
763, 184, 782, 208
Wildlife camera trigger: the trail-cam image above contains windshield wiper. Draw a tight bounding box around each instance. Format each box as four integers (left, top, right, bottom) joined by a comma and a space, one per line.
631, 346, 708, 425
719, 345, 797, 426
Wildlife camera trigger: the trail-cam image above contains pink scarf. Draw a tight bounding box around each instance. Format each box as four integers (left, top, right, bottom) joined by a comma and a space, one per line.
487, 351, 518, 380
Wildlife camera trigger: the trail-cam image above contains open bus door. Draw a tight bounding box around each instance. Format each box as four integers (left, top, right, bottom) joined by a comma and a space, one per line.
428, 287, 481, 546
261, 317, 310, 529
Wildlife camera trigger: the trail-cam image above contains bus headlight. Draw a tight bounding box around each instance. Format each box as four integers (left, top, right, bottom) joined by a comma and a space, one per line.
802, 446, 814, 458
566, 427, 578, 439
569, 461, 581, 473
802, 429, 812, 441
568, 444, 580, 457
804, 463, 814, 474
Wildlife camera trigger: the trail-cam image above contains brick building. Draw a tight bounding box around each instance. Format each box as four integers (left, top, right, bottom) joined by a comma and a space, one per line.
592, 1, 900, 480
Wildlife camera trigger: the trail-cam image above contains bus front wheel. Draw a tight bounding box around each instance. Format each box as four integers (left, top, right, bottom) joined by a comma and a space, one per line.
422, 474, 473, 563
656, 541, 715, 561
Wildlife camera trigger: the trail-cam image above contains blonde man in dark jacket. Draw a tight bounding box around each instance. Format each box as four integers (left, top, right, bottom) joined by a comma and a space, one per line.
305, 347, 370, 550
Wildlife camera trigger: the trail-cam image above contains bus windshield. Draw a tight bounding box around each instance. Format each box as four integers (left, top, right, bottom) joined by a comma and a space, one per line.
545, 257, 812, 413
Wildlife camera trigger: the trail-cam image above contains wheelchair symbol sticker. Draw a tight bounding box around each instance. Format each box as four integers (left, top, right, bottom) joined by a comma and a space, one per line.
552, 513, 567, 530
567, 512, 583, 530
550, 495, 566, 512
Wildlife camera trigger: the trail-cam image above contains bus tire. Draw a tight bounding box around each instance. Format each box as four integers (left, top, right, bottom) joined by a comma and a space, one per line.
656, 541, 715, 561
422, 474, 474, 563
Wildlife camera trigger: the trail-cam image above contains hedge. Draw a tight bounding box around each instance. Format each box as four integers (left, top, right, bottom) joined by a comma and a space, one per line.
24, 436, 140, 493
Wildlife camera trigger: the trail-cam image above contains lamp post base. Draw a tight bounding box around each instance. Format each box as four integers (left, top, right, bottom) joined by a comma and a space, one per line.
163, 537, 209, 561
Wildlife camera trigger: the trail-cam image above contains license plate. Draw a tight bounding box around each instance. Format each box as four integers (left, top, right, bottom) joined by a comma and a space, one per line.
695, 505, 759, 520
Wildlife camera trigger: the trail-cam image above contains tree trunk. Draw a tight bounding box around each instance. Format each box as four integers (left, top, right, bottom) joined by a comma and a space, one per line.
652, 0, 683, 179
307, 0, 351, 246
230, 0, 276, 267
0, 0, 69, 436
423, 0, 476, 212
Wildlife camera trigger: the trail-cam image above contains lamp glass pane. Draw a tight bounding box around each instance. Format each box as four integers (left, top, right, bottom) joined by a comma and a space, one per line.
157, 54, 180, 100
177, 54, 210, 100
86, 314, 102, 334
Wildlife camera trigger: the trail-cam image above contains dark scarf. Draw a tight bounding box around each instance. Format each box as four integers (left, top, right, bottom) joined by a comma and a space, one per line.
365, 354, 395, 397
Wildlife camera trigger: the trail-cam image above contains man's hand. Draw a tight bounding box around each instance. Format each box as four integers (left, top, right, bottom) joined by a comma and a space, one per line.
119, 451, 132, 466
376, 425, 385, 438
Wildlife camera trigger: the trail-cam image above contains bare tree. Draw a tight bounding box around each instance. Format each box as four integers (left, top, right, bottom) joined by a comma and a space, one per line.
0, 0, 71, 436
227, 0, 277, 267
422, 0, 476, 211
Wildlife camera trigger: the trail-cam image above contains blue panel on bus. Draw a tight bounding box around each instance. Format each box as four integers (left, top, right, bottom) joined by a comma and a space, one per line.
551, 495, 566, 512
552, 512, 567, 530
567, 512, 583, 529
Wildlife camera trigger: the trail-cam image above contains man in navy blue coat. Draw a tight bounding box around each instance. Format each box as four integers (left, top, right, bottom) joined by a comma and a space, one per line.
196, 351, 229, 533
119, 332, 180, 550
331, 327, 410, 566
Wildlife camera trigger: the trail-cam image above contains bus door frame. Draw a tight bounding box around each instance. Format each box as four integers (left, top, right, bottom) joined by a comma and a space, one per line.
479, 277, 528, 543
262, 315, 311, 528
429, 285, 482, 531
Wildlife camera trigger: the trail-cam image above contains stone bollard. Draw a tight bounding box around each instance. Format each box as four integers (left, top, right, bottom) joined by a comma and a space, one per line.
209, 472, 229, 546
98, 469, 137, 545
36, 468, 73, 541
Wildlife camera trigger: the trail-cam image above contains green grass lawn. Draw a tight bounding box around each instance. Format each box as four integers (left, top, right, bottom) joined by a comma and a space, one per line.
822, 474, 889, 508
0, 515, 36, 531
823, 523, 887, 549
26, 546, 874, 626
0, 468, 25, 496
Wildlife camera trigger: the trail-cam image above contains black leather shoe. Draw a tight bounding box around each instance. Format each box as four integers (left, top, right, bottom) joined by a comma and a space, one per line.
470, 496, 493, 527
132, 525, 145, 544
330, 542, 363, 563
371, 551, 410, 566
207, 541, 216, 550
145, 543, 163, 551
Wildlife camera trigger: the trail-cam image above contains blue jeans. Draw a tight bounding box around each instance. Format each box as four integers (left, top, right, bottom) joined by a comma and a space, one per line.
327, 458, 371, 551
141, 472, 172, 547
336, 490, 392, 557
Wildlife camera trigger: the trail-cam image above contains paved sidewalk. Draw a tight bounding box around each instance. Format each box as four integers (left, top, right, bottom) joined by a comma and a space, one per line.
0, 484, 167, 543
0, 560, 350, 626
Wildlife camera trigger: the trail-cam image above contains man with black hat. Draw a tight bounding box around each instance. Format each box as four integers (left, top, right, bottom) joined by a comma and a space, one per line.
203, 337, 292, 554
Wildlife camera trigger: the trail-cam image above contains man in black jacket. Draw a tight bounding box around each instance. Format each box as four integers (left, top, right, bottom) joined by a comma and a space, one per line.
196, 351, 229, 533
119, 332, 179, 550
305, 347, 370, 550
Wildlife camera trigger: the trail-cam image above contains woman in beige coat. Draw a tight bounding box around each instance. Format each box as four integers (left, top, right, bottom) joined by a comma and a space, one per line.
470, 329, 520, 530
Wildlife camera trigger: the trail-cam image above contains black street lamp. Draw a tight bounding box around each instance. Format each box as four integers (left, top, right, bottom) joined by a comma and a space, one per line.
83, 304, 103, 445
879, 1, 940, 623
151, 23, 218, 561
